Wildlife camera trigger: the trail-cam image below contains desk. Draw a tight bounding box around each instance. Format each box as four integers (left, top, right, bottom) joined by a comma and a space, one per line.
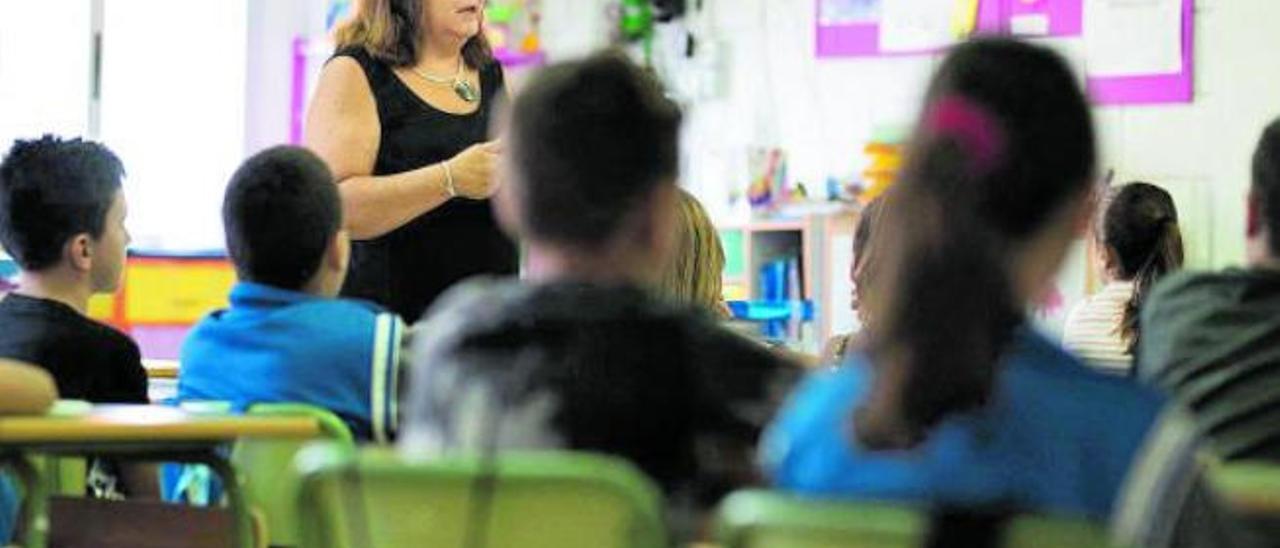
143, 359, 180, 380
0, 405, 320, 548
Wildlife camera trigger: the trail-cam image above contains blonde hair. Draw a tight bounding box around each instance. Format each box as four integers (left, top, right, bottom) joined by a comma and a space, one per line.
660, 190, 726, 314
333, 0, 493, 69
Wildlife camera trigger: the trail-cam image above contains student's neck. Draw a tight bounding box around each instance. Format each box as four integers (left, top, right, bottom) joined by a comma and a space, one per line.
523, 245, 652, 287
15, 272, 92, 315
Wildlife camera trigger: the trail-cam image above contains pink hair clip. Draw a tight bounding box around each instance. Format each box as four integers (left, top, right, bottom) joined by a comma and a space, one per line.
923, 96, 1006, 176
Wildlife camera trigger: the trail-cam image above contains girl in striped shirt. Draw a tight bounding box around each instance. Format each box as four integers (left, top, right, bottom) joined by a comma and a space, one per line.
1063, 182, 1184, 374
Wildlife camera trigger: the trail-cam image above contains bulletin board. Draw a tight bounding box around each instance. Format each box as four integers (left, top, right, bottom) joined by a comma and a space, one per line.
815, 0, 1194, 106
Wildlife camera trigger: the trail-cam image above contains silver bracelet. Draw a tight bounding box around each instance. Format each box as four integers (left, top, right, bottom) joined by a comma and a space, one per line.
441, 161, 457, 198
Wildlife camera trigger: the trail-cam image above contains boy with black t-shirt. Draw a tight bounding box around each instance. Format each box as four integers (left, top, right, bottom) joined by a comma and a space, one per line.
0, 135, 153, 497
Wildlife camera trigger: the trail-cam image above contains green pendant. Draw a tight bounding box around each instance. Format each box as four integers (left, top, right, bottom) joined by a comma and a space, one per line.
454, 80, 479, 103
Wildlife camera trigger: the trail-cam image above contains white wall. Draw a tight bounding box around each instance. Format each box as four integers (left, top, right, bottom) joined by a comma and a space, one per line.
0, 1, 92, 152
245, 0, 324, 156
528, 0, 1279, 336
647, 0, 1280, 269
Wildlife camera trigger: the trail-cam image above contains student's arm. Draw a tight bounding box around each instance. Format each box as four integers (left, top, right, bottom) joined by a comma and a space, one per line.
0, 359, 56, 415
304, 58, 499, 240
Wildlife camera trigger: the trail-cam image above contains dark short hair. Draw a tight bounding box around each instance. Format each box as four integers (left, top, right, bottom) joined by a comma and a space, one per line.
1253, 119, 1280, 256
508, 51, 682, 247
0, 135, 125, 271
223, 146, 341, 290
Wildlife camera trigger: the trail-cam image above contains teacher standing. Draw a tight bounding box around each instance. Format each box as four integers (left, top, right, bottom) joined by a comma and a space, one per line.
305, 0, 518, 321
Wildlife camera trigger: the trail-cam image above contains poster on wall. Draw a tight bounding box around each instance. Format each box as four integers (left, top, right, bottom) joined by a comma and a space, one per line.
879, 0, 969, 52
819, 0, 882, 25
1084, 0, 1182, 77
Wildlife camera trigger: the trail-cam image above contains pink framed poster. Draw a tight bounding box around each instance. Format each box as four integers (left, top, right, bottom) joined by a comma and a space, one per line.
815, 0, 1082, 58
1086, 0, 1194, 106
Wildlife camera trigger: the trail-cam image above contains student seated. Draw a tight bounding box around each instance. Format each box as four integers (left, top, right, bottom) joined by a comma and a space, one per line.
1138, 119, 1280, 460
762, 39, 1228, 546
1064, 182, 1183, 375
400, 53, 794, 530
0, 136, 159, 500
658, 188, 730, 317
0, 359, 56, 544
178, 146, 402, 442
0, 136, 146, 403
821, 196, 885, 364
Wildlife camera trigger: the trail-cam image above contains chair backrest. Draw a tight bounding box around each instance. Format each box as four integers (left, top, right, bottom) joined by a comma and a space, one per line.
1209, 460, 1280, 516
293, 443, 668, 548
716, 490, 1113, 548
231, 403, 354, 547
717, 490, 925, 548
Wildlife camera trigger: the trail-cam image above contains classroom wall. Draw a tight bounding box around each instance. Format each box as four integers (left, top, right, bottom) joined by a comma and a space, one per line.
245, 0, 324, 157
652, 0, 1280, 270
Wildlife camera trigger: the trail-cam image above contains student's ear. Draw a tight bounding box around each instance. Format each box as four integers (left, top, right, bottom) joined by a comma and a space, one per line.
66, 234, 93, 273
492, 177, 523, 240
1247, 188, 1264, 239
647, 183, 679, 260
327, 229, 350, 274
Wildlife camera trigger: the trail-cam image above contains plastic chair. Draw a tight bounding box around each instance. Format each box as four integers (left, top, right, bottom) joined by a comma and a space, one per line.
716, 490, 1114, 548
292, 443, 668, 548
1209, 460, 1280, 515
231, 403, 355, 547
717, 490, 925, 548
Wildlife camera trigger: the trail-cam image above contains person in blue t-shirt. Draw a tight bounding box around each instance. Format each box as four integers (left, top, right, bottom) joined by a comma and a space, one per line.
178, 146, 402, 443
762, 39, 1235, 547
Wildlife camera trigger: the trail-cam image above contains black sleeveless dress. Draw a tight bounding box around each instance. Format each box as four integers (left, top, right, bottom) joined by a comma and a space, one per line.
332, 47, 518, 322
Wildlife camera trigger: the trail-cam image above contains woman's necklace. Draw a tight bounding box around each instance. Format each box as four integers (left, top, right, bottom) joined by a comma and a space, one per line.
411, 57, 479, 104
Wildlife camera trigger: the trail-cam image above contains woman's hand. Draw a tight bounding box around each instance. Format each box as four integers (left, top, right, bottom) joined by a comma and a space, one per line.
448, 140, 502, 199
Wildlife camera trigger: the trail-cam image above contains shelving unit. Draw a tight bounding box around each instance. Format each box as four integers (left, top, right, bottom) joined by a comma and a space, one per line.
719, 209, 863, 349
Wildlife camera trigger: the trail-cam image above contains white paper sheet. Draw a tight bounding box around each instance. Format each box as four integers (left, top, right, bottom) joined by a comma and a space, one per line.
1084, 0, 1182, 77
879, 0, 960, 52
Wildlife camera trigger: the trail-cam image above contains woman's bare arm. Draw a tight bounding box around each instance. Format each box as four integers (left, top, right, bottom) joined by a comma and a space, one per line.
304, 57, 455, 240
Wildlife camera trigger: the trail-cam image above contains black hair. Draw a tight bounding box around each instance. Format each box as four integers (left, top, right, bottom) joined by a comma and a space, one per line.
1253, 119, 1280, 256
222, 145, 341, 290
0, 135, 125, 271
1101, 182, 1183, 355
855, 38, 1097, 449
508, 51, 682, 247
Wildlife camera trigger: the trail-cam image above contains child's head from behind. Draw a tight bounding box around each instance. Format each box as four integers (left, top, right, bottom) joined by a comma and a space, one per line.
497, 51, 683, 282
659, 189, 726, 315
223, 146, 347, 296
1101, 182, 1182, 282
0, 135, 130, 294
857, 38, 1097, 449
1100, 182, 1183, 353
1249, 119, 1280, 264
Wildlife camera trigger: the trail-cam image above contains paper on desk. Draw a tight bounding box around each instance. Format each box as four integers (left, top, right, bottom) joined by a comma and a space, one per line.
879, 0, 964, 52
1084, 0, 1182, 77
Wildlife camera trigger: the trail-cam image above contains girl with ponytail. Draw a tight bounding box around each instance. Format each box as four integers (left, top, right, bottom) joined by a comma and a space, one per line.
761, 38, 1175, 522
1064, 183, 1184, 374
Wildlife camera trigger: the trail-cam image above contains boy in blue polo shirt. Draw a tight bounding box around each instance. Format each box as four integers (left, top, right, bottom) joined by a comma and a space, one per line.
178, 146, 402, 442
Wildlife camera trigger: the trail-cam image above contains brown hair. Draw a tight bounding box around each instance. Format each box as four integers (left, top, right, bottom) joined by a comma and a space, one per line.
333, 0, 493, 69
1100, 182, 1184, 356
660, 189, 727, 315
855, 38, 1096, 450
